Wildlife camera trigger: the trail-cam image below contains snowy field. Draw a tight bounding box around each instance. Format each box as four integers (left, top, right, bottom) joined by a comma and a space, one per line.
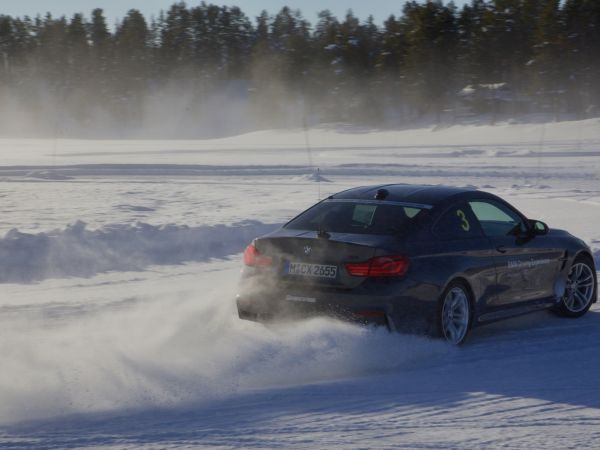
1, 119, 600, 448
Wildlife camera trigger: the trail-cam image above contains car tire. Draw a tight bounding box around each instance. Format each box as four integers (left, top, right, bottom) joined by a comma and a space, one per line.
436, 280, 473, 345
554, 255, 597, 318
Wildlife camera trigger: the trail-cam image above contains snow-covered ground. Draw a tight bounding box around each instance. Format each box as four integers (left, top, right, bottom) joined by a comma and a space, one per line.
1, 119, 600, 448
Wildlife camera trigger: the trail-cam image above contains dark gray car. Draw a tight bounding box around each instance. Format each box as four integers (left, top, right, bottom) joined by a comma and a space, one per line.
236, 184, 597, 344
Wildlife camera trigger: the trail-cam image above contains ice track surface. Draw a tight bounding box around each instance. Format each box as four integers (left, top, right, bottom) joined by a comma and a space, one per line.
1, 120, 600, 448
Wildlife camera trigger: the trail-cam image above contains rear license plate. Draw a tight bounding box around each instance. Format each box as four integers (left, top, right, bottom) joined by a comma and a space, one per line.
286, 262, 338, 279
286, 294, 316, 303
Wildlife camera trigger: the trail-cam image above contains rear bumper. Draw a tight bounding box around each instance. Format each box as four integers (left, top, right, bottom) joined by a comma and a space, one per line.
237, 294, 390, 327
236, 286, 436, 333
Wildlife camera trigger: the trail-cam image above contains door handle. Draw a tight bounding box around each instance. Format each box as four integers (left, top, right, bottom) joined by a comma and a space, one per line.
496, 245, 507, 254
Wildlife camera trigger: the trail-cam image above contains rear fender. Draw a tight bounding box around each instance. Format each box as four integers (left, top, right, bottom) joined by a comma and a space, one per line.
439, 276, 477, 322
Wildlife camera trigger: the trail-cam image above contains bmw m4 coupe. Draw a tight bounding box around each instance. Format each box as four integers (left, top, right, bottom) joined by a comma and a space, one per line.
236, 184, 597, 344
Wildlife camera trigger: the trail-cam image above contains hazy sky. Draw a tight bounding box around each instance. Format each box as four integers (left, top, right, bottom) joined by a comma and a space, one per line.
2, 1, 469, 25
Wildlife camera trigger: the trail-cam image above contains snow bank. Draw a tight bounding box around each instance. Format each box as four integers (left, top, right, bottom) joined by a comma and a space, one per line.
0, 220, 279, 283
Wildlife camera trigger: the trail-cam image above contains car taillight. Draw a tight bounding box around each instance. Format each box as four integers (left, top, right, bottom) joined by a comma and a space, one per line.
345, 256, 409, 277
243, 243, 272, 267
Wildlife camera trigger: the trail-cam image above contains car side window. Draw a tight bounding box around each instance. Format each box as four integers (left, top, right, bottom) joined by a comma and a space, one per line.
469, 200, 525, 237
433, 203, 483, 240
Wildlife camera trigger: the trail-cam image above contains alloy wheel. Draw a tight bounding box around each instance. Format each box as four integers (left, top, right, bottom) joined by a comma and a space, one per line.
563, 262, 595, 313
442, 287, 470, 344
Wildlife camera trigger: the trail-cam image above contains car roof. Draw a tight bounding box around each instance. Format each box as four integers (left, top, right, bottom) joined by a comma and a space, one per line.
331, 184, 492, 207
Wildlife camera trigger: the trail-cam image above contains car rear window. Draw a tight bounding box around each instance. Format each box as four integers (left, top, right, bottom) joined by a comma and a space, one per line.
284, 200, 427, 235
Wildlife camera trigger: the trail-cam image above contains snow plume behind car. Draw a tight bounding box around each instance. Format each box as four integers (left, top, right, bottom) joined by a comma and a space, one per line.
0, 259, 448, 424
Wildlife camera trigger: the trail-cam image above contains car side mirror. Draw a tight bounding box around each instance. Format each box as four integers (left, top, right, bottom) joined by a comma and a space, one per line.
529, 219, 549, 236
508, 221, 529, 237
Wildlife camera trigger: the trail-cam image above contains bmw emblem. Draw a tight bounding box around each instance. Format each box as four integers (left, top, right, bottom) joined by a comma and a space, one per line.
304, 246, 312, 255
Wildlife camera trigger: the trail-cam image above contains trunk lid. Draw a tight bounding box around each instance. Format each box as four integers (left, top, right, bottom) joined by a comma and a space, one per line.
255, 230, 387, 289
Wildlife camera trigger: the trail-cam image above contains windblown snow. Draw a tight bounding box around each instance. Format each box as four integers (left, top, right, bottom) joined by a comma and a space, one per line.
1, 119, 600, 449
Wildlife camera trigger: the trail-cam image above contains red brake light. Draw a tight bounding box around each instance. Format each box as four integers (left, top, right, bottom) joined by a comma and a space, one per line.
345, 256, 409, 277
243, 243, 272, 267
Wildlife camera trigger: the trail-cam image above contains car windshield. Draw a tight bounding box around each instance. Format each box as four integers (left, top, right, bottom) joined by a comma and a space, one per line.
284, 200, 428, 236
